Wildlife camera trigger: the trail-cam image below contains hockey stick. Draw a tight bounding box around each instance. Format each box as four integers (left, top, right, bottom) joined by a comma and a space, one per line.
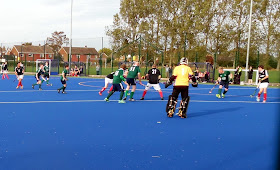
250, 83, 260, 98
209, 84, 217, 93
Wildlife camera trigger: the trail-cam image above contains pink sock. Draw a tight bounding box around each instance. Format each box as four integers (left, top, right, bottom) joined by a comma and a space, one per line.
264, 93, 267, 101
100, 87, 106, 92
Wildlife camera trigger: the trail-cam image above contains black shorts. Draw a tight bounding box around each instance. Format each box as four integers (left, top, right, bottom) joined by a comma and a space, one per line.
126, 78, 136, 85
44, 73, 50, 78
220, 81, 229, 89
172, 86, 189, 100
61, 80, 66, 85
113, 83, 124, 92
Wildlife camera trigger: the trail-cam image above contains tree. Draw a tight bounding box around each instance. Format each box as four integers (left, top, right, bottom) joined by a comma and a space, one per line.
46, 31, 69, 55
98, 48, 112, 56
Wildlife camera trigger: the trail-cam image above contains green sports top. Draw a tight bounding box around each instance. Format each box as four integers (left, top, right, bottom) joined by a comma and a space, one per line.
61, 69, 68, 81
44, 65, 49, 73
113, 68, 125, 84
127, 65, 140, 78
219, 71, 231, 83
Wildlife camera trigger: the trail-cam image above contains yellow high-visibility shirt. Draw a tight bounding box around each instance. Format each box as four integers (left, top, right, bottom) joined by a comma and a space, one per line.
173, 65, 193, 86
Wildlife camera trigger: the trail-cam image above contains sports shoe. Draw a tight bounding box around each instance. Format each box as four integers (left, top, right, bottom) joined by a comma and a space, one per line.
16, 86, 19, 89
20, 86, 23, 89
57, 89, 60, 93
118, 100, 126, 103
216, 94, 221, 98
222, 93, 225, 98
104, 98, 109, 102
99, 92, 102, 96
62, 91, 67, 94
123, 97, 127, 100
263, 100, 266, 103
39, 88, 42, 91
256, 96, 260, 102
161, 97, 164, 100
32, 85, 34, 89
140, 97, 144, 100
129, 98, 135, 101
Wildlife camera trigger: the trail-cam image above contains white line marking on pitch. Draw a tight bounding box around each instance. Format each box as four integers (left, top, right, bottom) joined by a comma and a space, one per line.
0, 100, 279, 104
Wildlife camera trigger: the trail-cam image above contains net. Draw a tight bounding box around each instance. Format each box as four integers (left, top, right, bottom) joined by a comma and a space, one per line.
35, 59, 59, 75
224, 69, 259, 85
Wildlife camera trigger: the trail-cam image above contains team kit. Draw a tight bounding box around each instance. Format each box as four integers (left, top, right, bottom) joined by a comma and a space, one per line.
5, 58, 270, 118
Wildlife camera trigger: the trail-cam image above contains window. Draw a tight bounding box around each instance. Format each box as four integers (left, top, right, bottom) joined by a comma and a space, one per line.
49, 54, 52, 58
28, 54, 33, 57
40, 54, 43, 58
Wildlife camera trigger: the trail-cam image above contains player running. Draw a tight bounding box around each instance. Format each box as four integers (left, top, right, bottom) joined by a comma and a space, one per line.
32, 64, 45, 90
99, 72, 114, 95
140, 64, 164, 100
15, 62, 24, 89
104, 64, 128, 103
165, 57, 197, 118
123, 61, 143, 101
43, 62, 52, 86
216, 67, 232, 99
57, 65, 69, 94
256, 65, 269, 103
2, 62, 9, 79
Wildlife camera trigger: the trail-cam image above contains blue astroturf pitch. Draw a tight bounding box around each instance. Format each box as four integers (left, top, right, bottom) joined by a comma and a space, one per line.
0, 75, 279, 169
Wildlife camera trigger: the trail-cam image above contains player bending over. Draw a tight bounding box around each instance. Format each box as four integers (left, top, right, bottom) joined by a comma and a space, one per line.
99, 72, 114, 95
140, 64, 164, 100
104, 64, 128, 103
15, 62, 24, 89
124, 61, 143, 101
57, 65, 69, 94
165, 57, 197, 118
32, 64, 45, 90
43, 62, 52, 86
2, 62, 9, 79
256, 65, 269, 103
216, 67, 232, 98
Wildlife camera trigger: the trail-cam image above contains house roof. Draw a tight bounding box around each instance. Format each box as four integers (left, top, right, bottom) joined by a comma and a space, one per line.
14, 45, 54, 54
62, 47, 99, 55
0, 47, 6, 52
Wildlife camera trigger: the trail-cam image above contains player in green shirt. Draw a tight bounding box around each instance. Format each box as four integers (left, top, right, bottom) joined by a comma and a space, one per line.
216, 67, 232, 98
104, 64, 128, 103
57, 65, 69, 94
32, 64, 45, 90
123, 61, 144, 101
43, 62, 52, 86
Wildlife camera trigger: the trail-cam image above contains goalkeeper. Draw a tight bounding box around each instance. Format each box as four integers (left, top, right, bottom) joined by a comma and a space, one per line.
165, 57, 197, 118
216, 67, 232, 98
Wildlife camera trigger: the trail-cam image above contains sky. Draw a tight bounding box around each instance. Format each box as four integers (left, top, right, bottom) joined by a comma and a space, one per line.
0, 0, 120, 49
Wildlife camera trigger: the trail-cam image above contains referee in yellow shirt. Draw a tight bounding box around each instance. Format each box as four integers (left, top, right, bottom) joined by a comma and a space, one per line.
165, 57, 197, 118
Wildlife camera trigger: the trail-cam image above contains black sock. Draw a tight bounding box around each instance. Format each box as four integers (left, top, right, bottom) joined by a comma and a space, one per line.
120, 91, 124, 100
63, 87, 66, 92
223, 90, 228, 94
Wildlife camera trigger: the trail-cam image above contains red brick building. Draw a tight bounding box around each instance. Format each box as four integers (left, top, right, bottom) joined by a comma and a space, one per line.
59, 47, 104, 63
10, 45, 54, 61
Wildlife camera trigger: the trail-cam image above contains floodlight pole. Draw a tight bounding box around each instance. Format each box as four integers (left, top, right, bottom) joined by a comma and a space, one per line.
245, 0, 253, 82
69, 0, 73, 71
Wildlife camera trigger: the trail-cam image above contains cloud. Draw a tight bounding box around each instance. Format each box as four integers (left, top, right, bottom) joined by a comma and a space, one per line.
0, 0, 120, 45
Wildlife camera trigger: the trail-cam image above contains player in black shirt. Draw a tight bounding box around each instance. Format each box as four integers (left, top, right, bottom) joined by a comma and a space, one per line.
248, 66, 253, 85
99, 72, 114, 95
32, 64, 45, 90
1, 62, 9, 79
140, 64, 163, 100
14, 62, 24, 89
256, 65, 269, 103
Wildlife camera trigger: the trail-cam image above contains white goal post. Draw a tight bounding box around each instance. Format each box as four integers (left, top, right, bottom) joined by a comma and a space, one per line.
224, 69, 259, 85
36, 59, 51, 75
